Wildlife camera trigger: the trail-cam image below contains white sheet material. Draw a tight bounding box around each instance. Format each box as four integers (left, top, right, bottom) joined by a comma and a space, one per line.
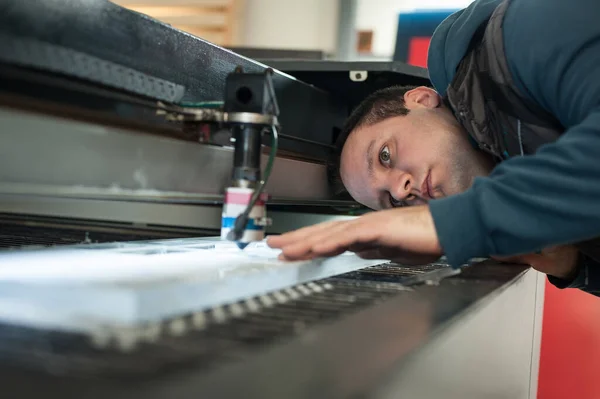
0, 238, 386, 332
0, 241, 285, 283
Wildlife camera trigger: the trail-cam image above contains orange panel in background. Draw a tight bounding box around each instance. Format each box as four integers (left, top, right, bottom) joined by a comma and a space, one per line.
538, 281, 600, 399
407, 37, 431, 68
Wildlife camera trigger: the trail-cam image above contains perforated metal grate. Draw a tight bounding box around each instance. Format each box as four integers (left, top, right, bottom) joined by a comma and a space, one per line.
340, 262, 451, 284
0, 277, 417, 377
0, 223, 191, 249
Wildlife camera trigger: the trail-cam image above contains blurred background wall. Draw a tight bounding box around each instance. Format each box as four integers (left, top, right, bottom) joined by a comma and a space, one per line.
111, 0, 472, 65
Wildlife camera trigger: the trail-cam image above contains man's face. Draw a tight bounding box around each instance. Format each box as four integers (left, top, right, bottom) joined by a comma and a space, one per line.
340, 87, 493, 210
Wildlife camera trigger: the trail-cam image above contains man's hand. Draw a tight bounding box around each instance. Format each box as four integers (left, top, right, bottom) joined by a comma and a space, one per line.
493, 245, 580, 280
266, 205, 443, 264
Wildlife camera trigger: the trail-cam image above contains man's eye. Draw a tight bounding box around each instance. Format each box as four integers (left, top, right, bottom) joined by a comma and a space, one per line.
379, 145, 391, 166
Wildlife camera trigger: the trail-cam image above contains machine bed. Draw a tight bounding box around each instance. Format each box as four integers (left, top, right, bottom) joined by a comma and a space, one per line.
0, 219, 538, 399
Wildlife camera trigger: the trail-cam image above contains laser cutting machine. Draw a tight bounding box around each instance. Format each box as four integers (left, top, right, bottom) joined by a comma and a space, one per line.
0, 1, 545, 398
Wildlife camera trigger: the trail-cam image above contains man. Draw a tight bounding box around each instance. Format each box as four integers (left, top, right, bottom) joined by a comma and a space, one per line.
268, 0, 600, 296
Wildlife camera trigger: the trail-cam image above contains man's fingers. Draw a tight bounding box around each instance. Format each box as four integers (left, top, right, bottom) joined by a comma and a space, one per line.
267, 220, 342, 248
356, 249, 384, 259
277, 218, 383, 260
268, 206, 444, 265
276, 221, 356, 260
310, 223, 380, 256
347, 242, 378, 253
278, 248, 347, 261
267, 221, 339, 247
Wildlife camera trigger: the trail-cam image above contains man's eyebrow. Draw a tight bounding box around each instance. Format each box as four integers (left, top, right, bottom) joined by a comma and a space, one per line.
366, 139, 375, 177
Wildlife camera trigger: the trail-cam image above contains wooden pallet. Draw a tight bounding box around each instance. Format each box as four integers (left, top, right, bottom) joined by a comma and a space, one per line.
111, 0, 243, 46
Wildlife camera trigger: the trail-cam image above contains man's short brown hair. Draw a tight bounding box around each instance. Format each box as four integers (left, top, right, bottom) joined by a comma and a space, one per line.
328, 85, 418, 197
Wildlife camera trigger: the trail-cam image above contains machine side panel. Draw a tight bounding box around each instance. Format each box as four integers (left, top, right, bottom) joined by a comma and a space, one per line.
373, 269, 544, 399
0, 107, 332, 201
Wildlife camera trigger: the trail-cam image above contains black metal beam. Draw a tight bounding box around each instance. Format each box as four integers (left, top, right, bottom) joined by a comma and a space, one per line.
0, 0, 347, 160
261, 60, 432, 112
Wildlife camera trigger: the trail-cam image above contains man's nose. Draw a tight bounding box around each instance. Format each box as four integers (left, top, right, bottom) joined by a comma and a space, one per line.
389, 172, 413, 201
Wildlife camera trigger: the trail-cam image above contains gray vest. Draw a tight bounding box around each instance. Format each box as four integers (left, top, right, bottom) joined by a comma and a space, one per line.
444, 0, 600, 262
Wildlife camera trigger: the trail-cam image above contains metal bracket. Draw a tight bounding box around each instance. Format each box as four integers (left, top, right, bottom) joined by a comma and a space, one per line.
253, 217, 273, 227
158, 106, 279, 127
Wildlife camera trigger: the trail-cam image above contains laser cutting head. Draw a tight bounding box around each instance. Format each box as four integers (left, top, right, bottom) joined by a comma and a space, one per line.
219, 69, 278, 249
221, 187, 269, 248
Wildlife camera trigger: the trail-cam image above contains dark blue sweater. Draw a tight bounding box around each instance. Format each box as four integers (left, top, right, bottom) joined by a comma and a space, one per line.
427, 0, 600, 266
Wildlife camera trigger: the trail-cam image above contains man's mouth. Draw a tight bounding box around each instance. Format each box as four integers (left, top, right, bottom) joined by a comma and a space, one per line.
421, 171, 434, 200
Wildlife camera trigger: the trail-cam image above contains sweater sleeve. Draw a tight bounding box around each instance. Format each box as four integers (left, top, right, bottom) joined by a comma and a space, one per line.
547, 255, 600, 297
429, 0, 600, 268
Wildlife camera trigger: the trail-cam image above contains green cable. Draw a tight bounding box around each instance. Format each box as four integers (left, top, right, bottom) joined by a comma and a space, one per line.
263, 125, 278, 190
178, 101, 224, 108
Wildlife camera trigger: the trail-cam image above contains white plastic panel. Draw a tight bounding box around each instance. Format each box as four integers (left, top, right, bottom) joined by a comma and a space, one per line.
0, 238, 386, 333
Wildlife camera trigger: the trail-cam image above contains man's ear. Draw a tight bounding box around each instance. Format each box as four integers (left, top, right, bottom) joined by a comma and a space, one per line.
403, 86, 441, 109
